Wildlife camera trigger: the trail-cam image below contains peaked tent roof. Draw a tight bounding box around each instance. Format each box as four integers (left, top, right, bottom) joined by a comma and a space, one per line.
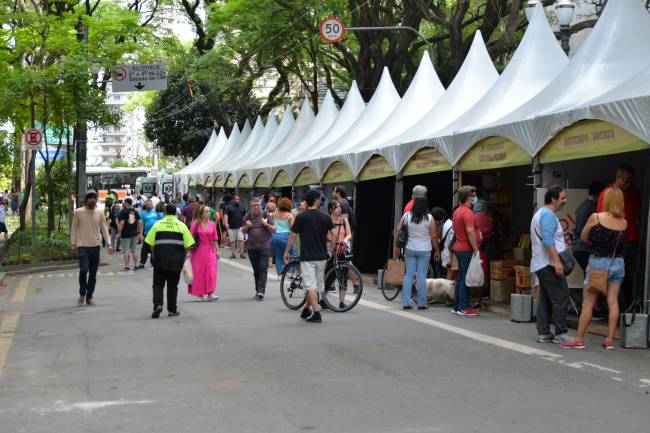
176, 128, 218, 175
263, 98, 315, 169
484, 0, 650, 157
232, 111, 279, 183
211, 116, 264, 176
431, 3, 569, 163
239, 104, 294, 171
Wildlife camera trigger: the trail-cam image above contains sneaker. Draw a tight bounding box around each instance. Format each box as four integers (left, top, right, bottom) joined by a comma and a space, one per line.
240, 253, 246, 259
300, 307, 312, 320
168, 311, 180, 317
560, 340, 586, 349
198, 296, 205, 302
601, 340, 615, 350
339, 301, 346, 309
151, 306, 163, 319
450, 308, 459, 315
123, 267, 130, 271
552, 333, 572, 344
403, 305, 413, 310
207, 294, 219, 301
417, 305, 429, 310
305, 311, 322, 323
77, 296, 85, 306
230, 254, 236, 259
536, 334, 554, 343
134, 264, 144, 270
86, 299, 96, 306
256, 293, 264, 301
353, 284, 360, 294
457, 308, 479, 317
318, 299, 330, 310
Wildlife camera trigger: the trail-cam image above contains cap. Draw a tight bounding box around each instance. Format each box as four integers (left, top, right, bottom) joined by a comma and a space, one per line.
84, 190, 98, 201
412, 185, 427, 198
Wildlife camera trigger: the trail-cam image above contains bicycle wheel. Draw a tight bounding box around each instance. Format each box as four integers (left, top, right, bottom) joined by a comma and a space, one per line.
380, 262, 401, 301
323, 263, 363, 312
280, 261, 306, 310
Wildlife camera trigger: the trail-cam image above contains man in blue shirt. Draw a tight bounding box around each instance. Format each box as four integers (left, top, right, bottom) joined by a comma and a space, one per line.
136, 199, 163, 269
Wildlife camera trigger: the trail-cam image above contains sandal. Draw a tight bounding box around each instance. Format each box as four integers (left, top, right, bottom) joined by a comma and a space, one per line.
123, 267, 131, 271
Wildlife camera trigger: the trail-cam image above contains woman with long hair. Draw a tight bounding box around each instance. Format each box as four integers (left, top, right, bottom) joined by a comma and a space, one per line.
188, 204, 219, 301
394, 196, 441, 310
561, 188, 627, 350
327, 200, 354, 308
270, 198, 295, 275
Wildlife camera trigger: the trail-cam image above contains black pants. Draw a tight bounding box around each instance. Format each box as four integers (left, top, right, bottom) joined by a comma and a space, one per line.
535, 265, 569, 336
153, 268, 181, 312
248, 249, 269, 295
140, 241, 151, 265
78, 246, 100, 300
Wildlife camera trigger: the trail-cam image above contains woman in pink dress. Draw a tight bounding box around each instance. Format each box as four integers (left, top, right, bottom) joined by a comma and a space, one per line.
188, 205, 219, 301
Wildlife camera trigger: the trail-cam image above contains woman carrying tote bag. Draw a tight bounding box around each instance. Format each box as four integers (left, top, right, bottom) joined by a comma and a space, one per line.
561, 188, 627, 350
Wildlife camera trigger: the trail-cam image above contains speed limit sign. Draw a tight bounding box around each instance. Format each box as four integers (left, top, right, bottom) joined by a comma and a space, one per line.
320, 17, 345, 43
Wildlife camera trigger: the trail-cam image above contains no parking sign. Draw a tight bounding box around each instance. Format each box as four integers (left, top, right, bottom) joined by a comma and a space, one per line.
23, 128, 43, 150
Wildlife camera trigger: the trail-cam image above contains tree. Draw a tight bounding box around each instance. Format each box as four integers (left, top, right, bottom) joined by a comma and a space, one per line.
110, 159, 129, 168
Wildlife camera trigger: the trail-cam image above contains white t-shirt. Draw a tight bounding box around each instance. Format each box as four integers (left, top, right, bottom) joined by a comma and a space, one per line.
150, 196, 160, 208
0, 203, 6, 223
441, 219, 454, 267
405, 212, 432, 252
530, 207, 567, 273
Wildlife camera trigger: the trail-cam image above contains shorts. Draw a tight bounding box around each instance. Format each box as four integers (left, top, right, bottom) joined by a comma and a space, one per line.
0, 222, 6, 233
584, 256, 625, 286
228, 228, 244, 242
300, 260, 326, 291
121, 236, 138, 253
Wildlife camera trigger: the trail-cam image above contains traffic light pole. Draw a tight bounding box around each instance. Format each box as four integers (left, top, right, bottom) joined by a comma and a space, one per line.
75, 15, 88, 208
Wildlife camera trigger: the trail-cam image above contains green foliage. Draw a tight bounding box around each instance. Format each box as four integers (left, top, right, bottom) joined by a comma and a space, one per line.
110, 159, 129, 168
36, 158, 73, 221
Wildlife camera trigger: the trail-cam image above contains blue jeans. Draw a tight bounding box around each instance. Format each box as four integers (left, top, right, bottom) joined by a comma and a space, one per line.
403, 249, 431, 307
271, 232, 295, 275
78, 246, 100, 300
454, 251, 474, 311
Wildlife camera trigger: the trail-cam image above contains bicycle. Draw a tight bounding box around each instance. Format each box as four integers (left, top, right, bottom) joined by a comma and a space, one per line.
279, 242, 363, 313
379, 255, 434, 301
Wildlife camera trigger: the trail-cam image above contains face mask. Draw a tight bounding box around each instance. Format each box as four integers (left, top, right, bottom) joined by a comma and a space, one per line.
556, 201, 565, 212
471, 196, 479, 206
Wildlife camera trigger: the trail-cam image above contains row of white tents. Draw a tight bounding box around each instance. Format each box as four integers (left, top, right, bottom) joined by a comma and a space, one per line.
174, 0, 650, 192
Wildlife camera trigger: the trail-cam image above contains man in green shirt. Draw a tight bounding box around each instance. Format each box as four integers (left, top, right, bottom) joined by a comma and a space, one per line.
145, 204, 195, 318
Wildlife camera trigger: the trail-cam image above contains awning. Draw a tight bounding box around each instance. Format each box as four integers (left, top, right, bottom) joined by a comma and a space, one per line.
457, 136, 531, 171
323, 161, 354, 184
358, 156, 396, 181
403, 148, 452, 176
294, 167, 318, 186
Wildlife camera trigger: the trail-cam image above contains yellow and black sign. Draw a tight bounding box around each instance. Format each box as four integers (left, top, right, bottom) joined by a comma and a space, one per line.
272, 170, 292, 187
238, 174, 252, 188
403, 148, 452, 176
225, 175, 236, 188
358, 156, 396, 181
254, 172, 268, 188
294, 167, 319, 186
214, 175, 223, 187
541, 119, 648, 163
188, 177, 196, 187
457, 136, 531, 171
323, 161, 354, 184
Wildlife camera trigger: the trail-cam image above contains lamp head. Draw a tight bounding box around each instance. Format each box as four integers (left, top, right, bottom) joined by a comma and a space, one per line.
555, 0, 575, 27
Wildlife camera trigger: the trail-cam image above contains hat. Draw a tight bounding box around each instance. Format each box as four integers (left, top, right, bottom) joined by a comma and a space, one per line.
412, 185, 427, 198
84, 190, 98, 201
124, 197, 133, 205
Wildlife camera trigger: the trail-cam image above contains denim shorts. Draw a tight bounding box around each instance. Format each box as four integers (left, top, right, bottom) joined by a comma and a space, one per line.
584, 256, 625, 286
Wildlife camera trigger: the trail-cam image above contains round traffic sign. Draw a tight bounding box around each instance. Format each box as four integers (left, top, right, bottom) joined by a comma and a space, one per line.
320, 17, 345, 43
23, 128, 43, 150
113, 66, 127, 81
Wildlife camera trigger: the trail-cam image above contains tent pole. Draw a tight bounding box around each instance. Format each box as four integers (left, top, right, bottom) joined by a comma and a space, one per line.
452, 167, 460, 207
394, 172, 404, 228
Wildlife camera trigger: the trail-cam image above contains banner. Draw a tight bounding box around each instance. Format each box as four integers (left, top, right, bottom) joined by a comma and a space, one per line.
323, 161, 354, 184
225, 175, 236, 188
403, 148, 452, 176
188, 178, 195, 187
214, 175, 223, 187
238, 174, 252, 188
358, 156, 395, 181
294, 167, 318, 186
272, 170, 291, 187
254, 172, 268, 188
458, 136, 531, 171
540, 120, 648, 163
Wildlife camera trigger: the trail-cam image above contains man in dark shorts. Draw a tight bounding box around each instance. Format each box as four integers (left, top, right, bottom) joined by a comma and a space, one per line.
284, 190, 335, 323
224, 195, 247, 259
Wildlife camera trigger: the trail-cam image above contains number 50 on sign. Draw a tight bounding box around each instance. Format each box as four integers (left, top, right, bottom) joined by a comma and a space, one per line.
320, 17, 345, 43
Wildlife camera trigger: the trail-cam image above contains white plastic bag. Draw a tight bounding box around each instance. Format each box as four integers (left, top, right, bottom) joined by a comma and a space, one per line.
182, 260, 193, 285
465, 252, 484, 288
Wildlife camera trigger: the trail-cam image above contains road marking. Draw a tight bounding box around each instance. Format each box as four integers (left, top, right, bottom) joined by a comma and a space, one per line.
0, 313, 20, 374
34, 399, 154, 414
11, 277, 30, 303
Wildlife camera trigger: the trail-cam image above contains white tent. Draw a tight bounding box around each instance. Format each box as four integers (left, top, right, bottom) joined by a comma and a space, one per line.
317, 67, 401, 174
231, 111, 279, 185
477, 0, 650, 159
356, 31, 498, 174
431, 3, 569, 163
241, 105, 295, 170
208, 116, 264, 181
345, 51, 445, 174
174, 128, 224, 192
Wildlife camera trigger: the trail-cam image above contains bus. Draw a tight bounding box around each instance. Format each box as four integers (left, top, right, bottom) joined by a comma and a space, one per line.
135, 174, 174, 199
86, 167, 152, 202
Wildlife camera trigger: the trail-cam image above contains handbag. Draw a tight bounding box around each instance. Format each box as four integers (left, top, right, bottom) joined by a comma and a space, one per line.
586, 231, 623, 295
385, 258, 405, 285
396, 213, 409, 249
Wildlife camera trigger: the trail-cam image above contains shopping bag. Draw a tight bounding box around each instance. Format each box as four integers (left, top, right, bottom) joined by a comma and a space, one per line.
385, 259, 405, 286
182, 260, 194, 285
465, 252, 484, 288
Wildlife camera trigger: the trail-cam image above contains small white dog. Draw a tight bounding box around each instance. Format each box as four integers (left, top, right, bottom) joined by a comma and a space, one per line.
425, 278, 455, 302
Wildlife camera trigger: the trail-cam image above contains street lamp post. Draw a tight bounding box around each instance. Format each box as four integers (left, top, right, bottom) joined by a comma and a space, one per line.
75, 15, 88, 208
525, 0, 575, 56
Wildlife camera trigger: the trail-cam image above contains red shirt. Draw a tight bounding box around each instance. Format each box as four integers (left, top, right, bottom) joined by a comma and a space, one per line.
452, 204, 478, 252
403, 198, 414, 213
597, 184, 641, 241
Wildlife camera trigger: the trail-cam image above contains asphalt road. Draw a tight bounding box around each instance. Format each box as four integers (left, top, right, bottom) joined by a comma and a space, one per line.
1, 248, 649, 433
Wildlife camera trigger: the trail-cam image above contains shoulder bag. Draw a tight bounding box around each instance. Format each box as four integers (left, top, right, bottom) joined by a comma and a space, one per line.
587, 230, 623, 295
533, 221, 574, 276
396, 213, 409, 249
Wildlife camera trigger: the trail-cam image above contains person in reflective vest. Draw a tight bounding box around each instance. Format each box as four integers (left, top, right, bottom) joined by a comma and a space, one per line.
145, 204, 195, 318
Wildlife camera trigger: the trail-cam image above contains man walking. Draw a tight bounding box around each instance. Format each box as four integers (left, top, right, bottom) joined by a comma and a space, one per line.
145, 204, 195, 318
284, 190, 334, 323
137, 199, 162, 269
71, 190, 113, 306
451, 185, 480, 317
332, 185, 354, 228
531, 185, 571, 344
224, 195, 247, 259
0, 196, 8, 243
241, 199, 276, 300
117, 197, 142, 271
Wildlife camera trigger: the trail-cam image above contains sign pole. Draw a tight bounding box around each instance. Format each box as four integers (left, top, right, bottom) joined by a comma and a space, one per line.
31, 149, 36, 257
